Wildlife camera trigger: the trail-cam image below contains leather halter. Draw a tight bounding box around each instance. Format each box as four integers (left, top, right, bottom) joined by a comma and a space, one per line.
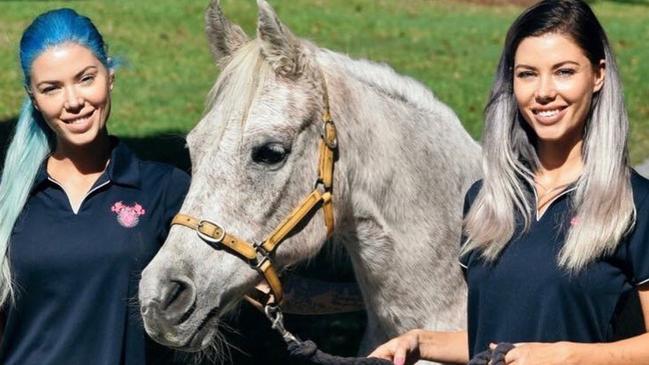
171, 81, 337, 307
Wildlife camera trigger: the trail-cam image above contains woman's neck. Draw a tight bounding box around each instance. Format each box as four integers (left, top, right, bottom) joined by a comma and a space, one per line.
535, 137, 584, 187
46, 134, 112, 212
49, 134, 112, 176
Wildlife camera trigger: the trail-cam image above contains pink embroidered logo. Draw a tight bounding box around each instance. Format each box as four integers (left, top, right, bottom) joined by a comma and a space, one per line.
570, 216, 580, 226
111, 201, 146, 228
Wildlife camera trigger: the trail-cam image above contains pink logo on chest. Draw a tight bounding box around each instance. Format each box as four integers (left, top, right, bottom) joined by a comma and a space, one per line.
111, 201, 146, 228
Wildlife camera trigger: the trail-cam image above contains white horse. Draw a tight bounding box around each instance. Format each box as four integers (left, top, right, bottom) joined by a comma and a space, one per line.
139, 0, 481, 362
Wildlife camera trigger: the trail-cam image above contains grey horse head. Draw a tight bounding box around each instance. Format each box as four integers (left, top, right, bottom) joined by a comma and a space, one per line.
140, 0, 481, 359
139, 0, 344, 352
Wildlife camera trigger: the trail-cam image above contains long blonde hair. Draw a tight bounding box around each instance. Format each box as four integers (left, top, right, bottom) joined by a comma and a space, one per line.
461, 0, 634, 273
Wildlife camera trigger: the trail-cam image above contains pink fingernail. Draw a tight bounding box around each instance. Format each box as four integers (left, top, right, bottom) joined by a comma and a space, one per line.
394, 357, 405, 365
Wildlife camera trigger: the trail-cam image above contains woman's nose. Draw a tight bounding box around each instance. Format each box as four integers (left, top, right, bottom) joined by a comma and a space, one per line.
534, 76, 557, 103
63, 86, 84, 110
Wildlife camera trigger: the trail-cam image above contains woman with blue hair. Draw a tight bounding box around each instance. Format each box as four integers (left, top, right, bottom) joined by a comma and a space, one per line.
0, 8, 189, 364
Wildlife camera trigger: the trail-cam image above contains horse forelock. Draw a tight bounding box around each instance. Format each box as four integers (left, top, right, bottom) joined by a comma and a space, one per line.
191, 40, 274, 149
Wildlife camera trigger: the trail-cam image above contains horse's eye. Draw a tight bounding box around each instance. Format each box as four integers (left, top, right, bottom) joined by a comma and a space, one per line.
251, 143, 289, 166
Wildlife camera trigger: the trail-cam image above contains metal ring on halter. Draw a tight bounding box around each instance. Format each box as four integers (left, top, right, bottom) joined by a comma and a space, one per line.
321, 120, 338, 149
196, 219, 226, 244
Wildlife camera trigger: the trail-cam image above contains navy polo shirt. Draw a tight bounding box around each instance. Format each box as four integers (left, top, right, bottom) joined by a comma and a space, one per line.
460, 171, 649, 357
0, 138, 190, 365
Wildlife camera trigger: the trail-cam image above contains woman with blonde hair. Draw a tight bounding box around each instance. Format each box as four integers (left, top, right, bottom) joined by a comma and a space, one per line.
370, 0, 649, 363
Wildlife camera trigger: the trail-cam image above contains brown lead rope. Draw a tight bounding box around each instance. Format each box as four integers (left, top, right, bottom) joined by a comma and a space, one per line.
468, 343, 515, 365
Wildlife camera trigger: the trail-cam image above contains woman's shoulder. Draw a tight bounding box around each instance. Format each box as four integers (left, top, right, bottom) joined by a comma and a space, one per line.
137, 159, 190, 188
111, 137, 190, 186
462, 179, 483, 213
465, 179, 484, 200
137, 159, 188, 177
630, 169, 649, 207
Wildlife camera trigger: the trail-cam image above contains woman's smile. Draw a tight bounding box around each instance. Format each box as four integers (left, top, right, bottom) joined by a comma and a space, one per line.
531, 105, 568, 125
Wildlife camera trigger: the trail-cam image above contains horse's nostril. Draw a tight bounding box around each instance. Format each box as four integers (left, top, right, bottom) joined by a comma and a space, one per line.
140, 302, 156, 316
161, 281, 183, 310
159, 277, 197, 324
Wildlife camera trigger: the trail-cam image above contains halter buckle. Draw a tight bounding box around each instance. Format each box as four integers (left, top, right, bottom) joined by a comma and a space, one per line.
252, 241, 272, 269
196, 219, 226, 244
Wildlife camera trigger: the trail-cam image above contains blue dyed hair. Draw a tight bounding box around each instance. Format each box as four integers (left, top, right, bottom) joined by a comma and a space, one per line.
20, 8, 112, 85
0, 8, 111, 305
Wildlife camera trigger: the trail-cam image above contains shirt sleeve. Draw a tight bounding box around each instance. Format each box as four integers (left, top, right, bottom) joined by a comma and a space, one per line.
627, 191, 649, 286
159, 167, 191, 241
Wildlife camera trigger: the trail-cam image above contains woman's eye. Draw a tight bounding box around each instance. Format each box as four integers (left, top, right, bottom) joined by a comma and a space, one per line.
41, 86, 59, 94
81, 74, 95, 84
556, 68, 576, 77
516, 71, 535, 79
251, 143, 289, 166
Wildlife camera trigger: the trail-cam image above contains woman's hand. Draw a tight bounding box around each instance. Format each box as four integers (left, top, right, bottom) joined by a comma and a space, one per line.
368, 329, 423, 365
497, 342, 580, 365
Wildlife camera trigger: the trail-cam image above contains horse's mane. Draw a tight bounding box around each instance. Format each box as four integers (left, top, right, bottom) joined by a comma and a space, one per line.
204, 38, 452, 134
316, 49, 450, 116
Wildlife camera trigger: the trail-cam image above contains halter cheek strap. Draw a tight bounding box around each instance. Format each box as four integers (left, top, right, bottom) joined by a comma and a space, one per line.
170, 103, 337, 306
171, 214, 284, 303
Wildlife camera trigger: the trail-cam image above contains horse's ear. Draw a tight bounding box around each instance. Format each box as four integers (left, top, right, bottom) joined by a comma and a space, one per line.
257, 0, 305, 77
205, 0, 249, 68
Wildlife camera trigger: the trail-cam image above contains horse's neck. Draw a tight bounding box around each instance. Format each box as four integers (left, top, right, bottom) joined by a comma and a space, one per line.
320, 52, 480, 335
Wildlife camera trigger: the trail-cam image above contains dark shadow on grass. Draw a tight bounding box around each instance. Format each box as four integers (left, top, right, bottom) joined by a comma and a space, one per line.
588, 0, 649, 5
0, 118, 17, 158
0, 117, 192, 171
1, 116, 365, 364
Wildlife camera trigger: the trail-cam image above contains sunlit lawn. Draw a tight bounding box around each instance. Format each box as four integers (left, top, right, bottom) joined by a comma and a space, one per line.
1, 0, 648, 161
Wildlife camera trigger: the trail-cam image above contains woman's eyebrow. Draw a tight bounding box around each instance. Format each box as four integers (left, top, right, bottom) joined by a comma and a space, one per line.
514, 64, 536, 70
514, 60, 580, 71
35, 65, 99, 87
551, 61, 580, 69
74, 65, 99, 78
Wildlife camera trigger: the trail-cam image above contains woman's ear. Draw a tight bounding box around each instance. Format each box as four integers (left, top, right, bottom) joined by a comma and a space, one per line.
25, 85, 40, 111
109, 70, 115, 91
593, 59, 605, 93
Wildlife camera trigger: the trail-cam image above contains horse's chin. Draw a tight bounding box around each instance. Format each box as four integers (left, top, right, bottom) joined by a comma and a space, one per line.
181, 324, 219, 352
144, 307, 222, 352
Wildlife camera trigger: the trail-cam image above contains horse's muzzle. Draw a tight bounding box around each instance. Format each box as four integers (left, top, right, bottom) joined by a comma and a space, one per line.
139, 274, 199, 347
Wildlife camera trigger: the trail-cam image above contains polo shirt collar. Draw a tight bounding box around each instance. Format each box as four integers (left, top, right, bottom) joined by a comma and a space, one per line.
106, 137, 141, 188
33, 160, 49, 188
519, 173, 580, 193
31, 136, 141, 190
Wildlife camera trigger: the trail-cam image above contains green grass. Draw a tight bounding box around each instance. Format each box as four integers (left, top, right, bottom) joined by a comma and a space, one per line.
1, 0, 648, 162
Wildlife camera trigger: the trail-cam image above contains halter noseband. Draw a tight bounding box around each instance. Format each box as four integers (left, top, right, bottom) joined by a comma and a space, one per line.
171, 80, 337, 307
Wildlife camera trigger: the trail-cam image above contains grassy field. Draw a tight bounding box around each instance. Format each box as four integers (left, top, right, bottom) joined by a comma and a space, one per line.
1, 0, 648, 161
